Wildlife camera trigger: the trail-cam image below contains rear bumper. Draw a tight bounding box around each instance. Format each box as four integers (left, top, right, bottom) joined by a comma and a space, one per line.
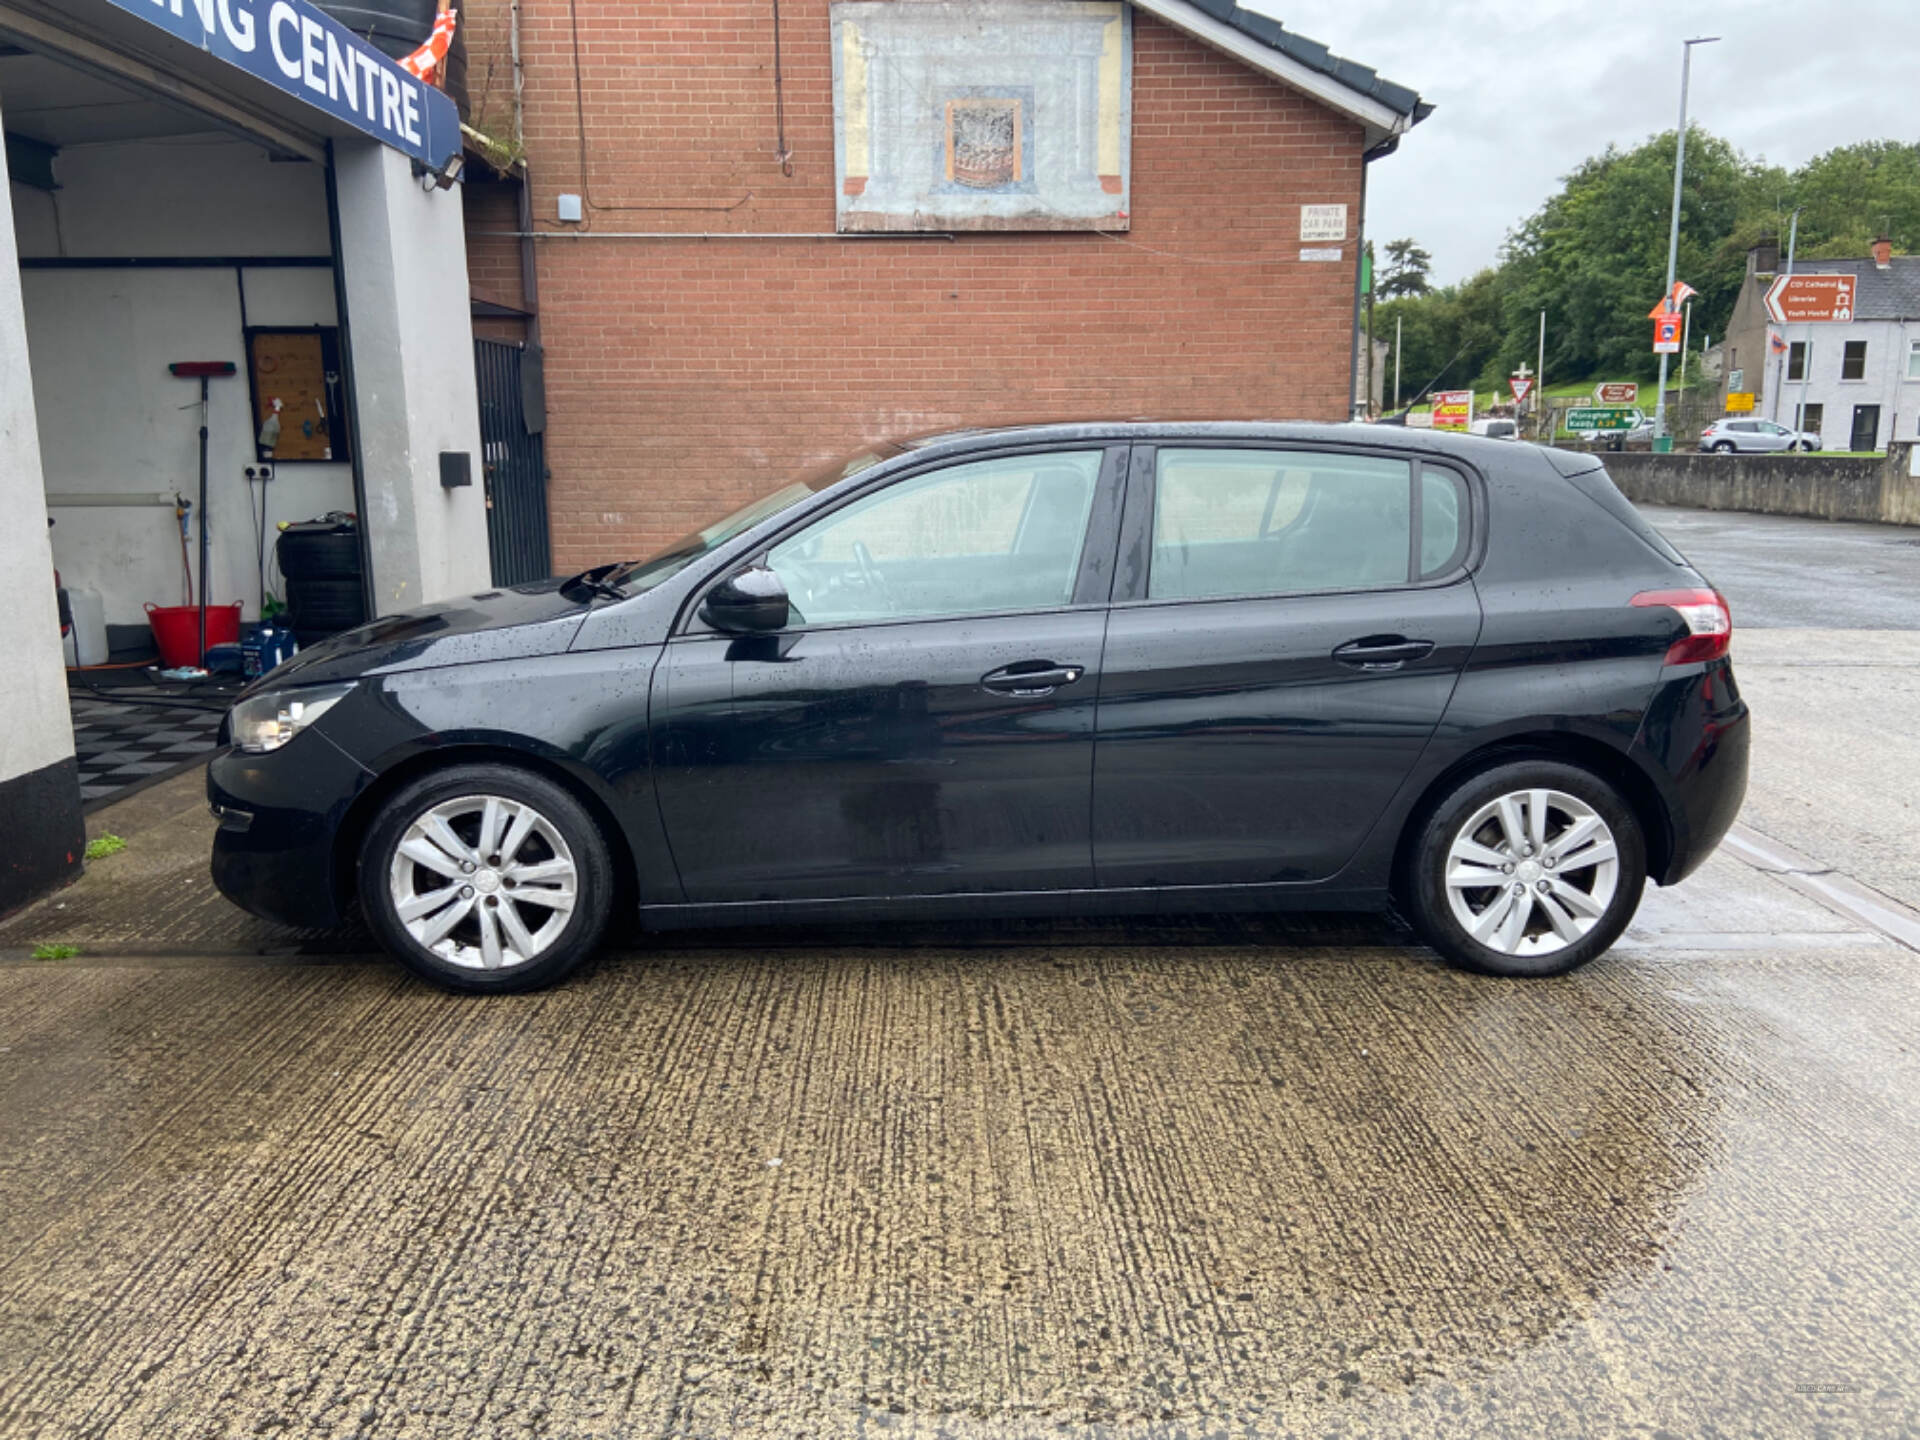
1633, 658, 1750, 885
207, 729, 374, 930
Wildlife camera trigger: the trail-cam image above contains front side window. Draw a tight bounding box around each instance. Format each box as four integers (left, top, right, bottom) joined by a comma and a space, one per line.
1843, 341, 1868, 380
1149, 449, 1436, 601
766, 451, 1101, 626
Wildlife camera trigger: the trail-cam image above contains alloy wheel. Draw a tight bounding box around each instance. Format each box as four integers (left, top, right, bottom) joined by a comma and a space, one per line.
387, 794, 578, 970
1443, 788, 1620, 958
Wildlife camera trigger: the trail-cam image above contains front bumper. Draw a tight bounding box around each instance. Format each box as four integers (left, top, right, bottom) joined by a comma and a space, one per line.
1632, 658, 1751, 885
207, 728, 375, 930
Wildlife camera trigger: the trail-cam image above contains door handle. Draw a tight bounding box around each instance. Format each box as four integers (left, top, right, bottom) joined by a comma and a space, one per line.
1332, 636, 1435, 671
981, 662, 1085, 697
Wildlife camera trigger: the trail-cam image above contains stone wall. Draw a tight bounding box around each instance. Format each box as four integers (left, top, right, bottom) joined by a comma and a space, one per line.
1603, 444, 1920, 527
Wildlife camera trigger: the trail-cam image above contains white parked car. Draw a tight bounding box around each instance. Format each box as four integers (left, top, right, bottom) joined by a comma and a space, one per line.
1699, 418, 1821, 454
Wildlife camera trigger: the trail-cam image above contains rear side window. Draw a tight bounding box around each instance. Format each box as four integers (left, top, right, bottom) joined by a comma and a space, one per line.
1151, 449, 1454, 601
1419, 466, 1470, 578
1565, 465, 1687, 566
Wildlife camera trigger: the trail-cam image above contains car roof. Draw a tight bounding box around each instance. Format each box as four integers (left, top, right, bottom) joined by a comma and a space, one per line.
896, 420, 1529, 463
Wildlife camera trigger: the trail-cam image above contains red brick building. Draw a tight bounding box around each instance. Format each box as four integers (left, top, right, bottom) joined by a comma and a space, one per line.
461, 1, 1427, 571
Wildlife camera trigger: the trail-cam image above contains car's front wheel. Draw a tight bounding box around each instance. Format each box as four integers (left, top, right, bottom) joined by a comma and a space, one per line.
1405, 760, 1646, 978
1711, 440, 1736, 454
360, 764, 615, 993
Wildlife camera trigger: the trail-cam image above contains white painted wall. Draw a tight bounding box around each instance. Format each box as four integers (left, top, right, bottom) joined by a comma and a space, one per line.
11, 137, 330, 259
12, 140, 353, 627
1766, 317, 1920, 450
333, 139, 489, 612
25, 268, 355, 626
0, 131, 75, 785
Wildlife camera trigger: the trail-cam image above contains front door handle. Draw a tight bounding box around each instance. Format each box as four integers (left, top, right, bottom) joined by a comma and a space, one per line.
1332, 636, 1435, 671
981, 661, 1085, 697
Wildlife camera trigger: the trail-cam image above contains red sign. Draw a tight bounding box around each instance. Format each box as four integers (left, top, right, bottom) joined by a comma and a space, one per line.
1509, 376, 1535, 404
1597, 382, 1638, 404
1653, 314, 1681, 354
1765, 273, 1857, 324
1431, 390, 1473, 431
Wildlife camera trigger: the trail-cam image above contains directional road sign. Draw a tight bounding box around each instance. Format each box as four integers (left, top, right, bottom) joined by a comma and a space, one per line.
1597, 382, 1639, 404
1565, 406, 1640, 433
1764, 273, 1857, 325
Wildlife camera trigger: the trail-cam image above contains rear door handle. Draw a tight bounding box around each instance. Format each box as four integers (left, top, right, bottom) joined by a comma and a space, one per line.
981, 662, 1085, 697
1332, 636, 1435, 671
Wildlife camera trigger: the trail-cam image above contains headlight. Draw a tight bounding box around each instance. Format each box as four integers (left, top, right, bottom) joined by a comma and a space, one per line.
230, 684, 355, 754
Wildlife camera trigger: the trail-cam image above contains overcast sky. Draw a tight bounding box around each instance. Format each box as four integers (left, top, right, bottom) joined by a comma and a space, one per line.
1246, 0, 1917, 285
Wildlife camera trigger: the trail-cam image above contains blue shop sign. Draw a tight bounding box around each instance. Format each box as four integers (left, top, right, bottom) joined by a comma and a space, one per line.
103, 0, 460, 169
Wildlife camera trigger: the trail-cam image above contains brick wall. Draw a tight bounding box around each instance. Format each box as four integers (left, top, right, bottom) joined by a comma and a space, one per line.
502, 0, 1366, 566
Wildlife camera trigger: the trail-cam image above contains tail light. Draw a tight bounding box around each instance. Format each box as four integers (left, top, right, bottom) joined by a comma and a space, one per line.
1632, 588, 1731, 665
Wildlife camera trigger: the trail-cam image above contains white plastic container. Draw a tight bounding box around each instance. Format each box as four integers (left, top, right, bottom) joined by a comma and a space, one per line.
66, 587, 108, 667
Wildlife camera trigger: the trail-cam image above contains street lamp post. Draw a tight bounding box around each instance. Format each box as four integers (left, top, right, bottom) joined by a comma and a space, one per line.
1654, 35, 1720, 446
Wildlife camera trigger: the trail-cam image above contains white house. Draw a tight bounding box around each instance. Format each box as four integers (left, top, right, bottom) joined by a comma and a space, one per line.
1760, 241, 1920, 452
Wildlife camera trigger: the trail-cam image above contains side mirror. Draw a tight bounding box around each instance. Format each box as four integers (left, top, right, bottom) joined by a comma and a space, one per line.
700, 565, 789, 633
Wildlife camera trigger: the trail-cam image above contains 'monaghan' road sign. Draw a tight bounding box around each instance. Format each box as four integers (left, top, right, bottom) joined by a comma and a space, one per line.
1764, 273, 1857, 324
1566, 406, 1640, 432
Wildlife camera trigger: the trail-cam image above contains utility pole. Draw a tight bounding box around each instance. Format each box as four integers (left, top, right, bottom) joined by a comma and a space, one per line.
1394, 314, 1403, 413
1678, 299, 1693, 397
1770, 207, 1802, 422
1654, 35, 1720, 446
1537, 310, 1547, 439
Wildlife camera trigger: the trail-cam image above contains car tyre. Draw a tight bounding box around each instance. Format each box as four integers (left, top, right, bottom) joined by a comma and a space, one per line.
360, 763, 615, 994
1710, 440, 1736, 454
1404, 760, 1646, 979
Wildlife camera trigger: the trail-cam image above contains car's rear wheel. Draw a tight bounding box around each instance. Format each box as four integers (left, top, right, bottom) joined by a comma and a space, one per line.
1405, 760, 1646, 978
359, 764, 614, 993
1711, 440, 1736, 454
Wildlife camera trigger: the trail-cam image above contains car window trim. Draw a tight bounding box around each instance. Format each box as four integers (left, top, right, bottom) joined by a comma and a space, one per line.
672, 441, 1131, 638
1112, 441, 1483, 608
1416, 461, 1473, 580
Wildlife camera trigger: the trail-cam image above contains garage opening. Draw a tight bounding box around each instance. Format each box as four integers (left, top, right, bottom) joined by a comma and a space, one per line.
4, 38, 365, 805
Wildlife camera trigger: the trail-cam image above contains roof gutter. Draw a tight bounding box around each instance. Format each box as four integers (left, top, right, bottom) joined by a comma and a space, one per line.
1128, 0, 1412, 150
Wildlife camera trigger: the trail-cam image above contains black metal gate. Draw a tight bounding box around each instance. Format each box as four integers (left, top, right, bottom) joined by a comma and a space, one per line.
474, 338, 552, 586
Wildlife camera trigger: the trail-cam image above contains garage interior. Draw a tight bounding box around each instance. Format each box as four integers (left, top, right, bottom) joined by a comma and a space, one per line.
4, 38, 358, 803
1, 0, 490, 923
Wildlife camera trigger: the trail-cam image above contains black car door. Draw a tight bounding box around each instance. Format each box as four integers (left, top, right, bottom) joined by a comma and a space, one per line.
1092, 443, 1483, 889
652, 445, 1127, 905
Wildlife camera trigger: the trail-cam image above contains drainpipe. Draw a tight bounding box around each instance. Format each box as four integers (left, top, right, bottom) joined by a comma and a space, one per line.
510, 0, 539, 348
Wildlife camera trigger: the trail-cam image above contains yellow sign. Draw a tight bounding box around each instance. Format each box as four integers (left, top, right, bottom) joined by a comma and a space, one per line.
1725, 391, 1756, 412
1431, 389, 1474, 431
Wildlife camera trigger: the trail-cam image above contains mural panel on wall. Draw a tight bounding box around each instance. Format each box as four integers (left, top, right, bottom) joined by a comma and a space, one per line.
831, 1, 1132, 232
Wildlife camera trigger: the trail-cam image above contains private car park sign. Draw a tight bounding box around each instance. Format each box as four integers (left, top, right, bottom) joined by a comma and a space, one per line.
1765, 273, 1858, 325
100, 0, 462, 170
1566, 407, 1639, 433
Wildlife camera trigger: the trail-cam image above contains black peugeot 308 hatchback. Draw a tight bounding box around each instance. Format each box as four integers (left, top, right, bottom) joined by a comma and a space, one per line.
208, 424, 1749, 992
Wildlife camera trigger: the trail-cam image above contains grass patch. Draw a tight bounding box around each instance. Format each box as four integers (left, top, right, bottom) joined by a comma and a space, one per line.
84, 834, 126, 861
31, 943, 79, 961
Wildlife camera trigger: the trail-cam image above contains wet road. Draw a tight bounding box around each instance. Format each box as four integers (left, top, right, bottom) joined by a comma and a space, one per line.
4, 591, 1920, 1435
1643, 503, 1920, 629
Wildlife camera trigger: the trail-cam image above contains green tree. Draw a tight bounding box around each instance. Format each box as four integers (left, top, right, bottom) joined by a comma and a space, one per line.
1789, 141, 1920, 258
1378, 237, 1433, 298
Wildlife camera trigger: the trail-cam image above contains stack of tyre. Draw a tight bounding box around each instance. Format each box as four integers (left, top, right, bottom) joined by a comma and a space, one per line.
277, 518, 366, 647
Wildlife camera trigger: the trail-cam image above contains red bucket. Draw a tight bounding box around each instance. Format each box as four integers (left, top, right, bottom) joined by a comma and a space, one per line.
146, 602, 241, 668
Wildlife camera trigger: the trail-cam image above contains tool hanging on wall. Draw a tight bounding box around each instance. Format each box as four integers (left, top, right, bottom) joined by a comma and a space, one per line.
174, 493, 194, 607
169, 361, 238, 668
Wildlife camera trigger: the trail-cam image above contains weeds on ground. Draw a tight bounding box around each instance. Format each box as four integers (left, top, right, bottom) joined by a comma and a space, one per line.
84, 835, 126, 861
31, 943, 79, 961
